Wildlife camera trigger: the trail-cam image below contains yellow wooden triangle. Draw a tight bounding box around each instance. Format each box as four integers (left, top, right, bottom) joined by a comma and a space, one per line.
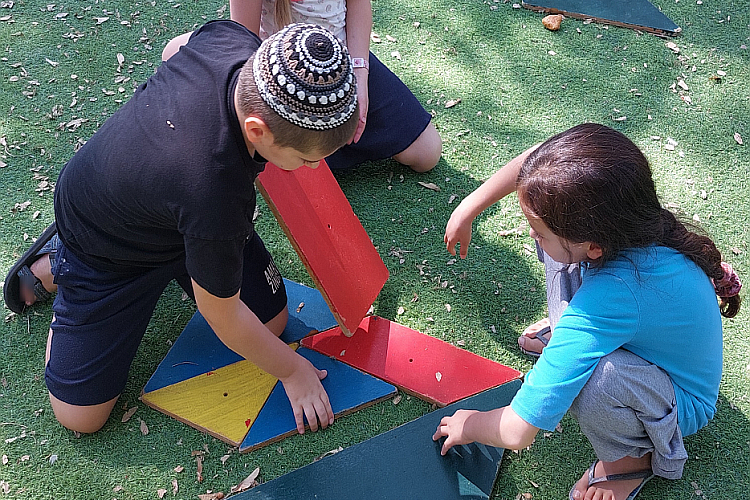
141, 344, 297, 445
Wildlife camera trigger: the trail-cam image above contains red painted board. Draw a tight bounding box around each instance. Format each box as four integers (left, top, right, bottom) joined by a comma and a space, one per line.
256, 161, 389, 336
301, 316, 523, 407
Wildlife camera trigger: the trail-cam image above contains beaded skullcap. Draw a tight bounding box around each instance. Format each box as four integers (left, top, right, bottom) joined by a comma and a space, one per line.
253, 23, 357, 131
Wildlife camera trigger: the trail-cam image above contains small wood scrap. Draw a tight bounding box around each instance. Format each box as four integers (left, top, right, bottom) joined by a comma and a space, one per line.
542, 14, 563, 31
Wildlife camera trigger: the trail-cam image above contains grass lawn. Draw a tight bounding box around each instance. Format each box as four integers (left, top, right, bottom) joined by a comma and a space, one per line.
1, 0, 748, 498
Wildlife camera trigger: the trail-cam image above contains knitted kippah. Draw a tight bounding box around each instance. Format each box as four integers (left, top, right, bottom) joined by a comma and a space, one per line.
253, 23, 357, 131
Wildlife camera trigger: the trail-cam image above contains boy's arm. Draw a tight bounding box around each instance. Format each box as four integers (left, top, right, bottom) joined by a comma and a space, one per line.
444, 144, 540, 259
432, 406, 539, 455
344, 0, 372, 143
192, 279, 334, 433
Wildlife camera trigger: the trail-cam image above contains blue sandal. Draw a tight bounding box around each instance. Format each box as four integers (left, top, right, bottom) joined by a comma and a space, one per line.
569, 460, 654, 500
4, 222, 59, 314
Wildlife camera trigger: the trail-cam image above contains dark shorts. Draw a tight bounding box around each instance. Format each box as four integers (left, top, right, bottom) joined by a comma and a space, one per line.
326, 52, 432, 170
46, 232, 287, 406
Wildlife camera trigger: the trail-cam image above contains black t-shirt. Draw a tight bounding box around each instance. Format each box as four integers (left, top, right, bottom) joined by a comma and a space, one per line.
54, 21, 265, 298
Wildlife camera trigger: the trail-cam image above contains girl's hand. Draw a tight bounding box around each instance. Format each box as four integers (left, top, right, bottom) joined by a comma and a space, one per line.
432, 409, 479, 455
279, 356, 334, 434
350, 69, 369, 144
444, 205, 475, 259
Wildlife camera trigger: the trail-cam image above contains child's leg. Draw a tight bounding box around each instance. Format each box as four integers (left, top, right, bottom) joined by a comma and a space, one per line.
519, 244, 582, 354
326, 53, 440, 171
568, 349, 687, 498
45, 244, 181, 433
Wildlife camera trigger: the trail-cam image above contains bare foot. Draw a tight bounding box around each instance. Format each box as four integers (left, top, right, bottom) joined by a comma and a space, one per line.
20, 254, 56, 306
517, 317, 551, 356
570, 455, 653, 500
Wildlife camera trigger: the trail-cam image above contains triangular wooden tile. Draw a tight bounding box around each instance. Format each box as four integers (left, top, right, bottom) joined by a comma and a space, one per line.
301, 316, 523, 406
239, 348, 396, 453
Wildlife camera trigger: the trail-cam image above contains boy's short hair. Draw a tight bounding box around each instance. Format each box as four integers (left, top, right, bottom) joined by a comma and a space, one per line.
236, 23, 359, 154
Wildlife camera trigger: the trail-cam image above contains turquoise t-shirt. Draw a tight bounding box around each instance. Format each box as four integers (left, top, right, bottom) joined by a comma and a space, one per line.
510, 246, 722, 437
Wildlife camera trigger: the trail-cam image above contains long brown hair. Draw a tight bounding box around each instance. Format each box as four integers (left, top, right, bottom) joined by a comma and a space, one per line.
517, 123, 740, 318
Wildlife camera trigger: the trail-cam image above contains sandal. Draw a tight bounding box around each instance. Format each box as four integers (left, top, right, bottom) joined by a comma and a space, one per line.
518, 324, 550, 358
4, 222, 59, 314
569, 460, 654, 500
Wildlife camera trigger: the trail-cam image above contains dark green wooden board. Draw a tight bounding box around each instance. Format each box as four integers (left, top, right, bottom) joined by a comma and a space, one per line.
522, 0, 680, 36
235, 379, 522, 500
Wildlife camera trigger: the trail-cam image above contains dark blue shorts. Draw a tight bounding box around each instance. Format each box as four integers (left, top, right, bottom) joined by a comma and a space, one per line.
326, 52, 432, 169
46, 232, 287, 406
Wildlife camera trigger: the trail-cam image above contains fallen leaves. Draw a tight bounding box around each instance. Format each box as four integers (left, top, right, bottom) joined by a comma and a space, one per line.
444, 98, 460, 108
417, 181, 441, 192
139, 419, 149, 435
314, 447, 343, 462
230, 467, 260, 494
121, 406, 137, 423
734, 132, 743, 145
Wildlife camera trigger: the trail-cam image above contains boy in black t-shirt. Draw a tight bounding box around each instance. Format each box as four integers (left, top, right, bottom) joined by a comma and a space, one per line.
4, 22, 359, 435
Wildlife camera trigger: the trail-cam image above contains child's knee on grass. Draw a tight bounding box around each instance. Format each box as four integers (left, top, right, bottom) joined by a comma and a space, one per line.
49, 392, 119, 434
393, 122, 442, 172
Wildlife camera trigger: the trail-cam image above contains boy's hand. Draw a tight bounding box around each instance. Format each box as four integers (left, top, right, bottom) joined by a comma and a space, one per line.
444, 206, 474, 259
279, 355, 334, 434
432, 409, 478, 455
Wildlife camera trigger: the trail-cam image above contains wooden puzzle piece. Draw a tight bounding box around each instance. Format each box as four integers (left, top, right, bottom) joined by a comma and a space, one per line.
143, 279, 337, 394
256, 161, 389, 336
239, 347, 397, 453
301, 316, 523, 406
140, 354, 292, 446
522, 0, 680, 36
234, 379, 522, 499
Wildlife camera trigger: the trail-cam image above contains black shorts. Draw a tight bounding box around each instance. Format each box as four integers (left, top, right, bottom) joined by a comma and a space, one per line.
46, 232, 287, 406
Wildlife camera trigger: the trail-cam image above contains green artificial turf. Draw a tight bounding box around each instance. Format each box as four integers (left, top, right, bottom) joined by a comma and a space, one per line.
1, 0, 748, 498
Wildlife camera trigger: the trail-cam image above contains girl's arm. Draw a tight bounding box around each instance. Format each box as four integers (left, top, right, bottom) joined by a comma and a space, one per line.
230, 0, 262, 35
444, 144, 540, 259
344, 0, 372, 143
432, 406, 539, 455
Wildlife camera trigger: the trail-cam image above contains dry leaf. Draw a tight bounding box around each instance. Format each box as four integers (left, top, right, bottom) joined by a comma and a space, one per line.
231, 467, 260, 493
435, 371, 442, 382
174, 465, 184, 473
542, 14, 563, 31
220, 454, 231, 465
171, 479, 178, 495
296, 301, 305, 313
390, 50, 401, 60
731, 247, 741, 255
417, 181, 441, 192
49, 454, 58, 465
314, 447, 343, 461
666, 41, 679, 53
392, 394, 402, 405
445, 304, 451, 312
444, 98, 461, 108
198, 493, 224, 500
196, 454, 204, 482
734, 132, 743, 145
139, 419, 149, 435
1, 455, 7, 465
397, 306, 405, 315
370, 32, 381, 43
386, 35, 396, 42
121, 406, 137, 422
0, 481, 10, 495
113, 485, 123, 492
157, 488, 167, 499
45, 58, 59, 67
94, 16, 109, 24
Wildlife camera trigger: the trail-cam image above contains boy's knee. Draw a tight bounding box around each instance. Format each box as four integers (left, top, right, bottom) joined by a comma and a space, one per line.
49, 392, 117, 434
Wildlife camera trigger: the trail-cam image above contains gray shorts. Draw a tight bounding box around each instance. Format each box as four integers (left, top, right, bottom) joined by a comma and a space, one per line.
538, 244, 687, 479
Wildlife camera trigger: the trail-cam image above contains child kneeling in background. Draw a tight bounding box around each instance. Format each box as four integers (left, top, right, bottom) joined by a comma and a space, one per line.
437, 123, 742, 500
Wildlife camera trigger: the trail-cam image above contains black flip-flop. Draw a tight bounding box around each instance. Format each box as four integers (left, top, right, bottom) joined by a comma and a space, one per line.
518, 325, 551, 358
3, 222, 58, 314
569, 460, 654, 500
